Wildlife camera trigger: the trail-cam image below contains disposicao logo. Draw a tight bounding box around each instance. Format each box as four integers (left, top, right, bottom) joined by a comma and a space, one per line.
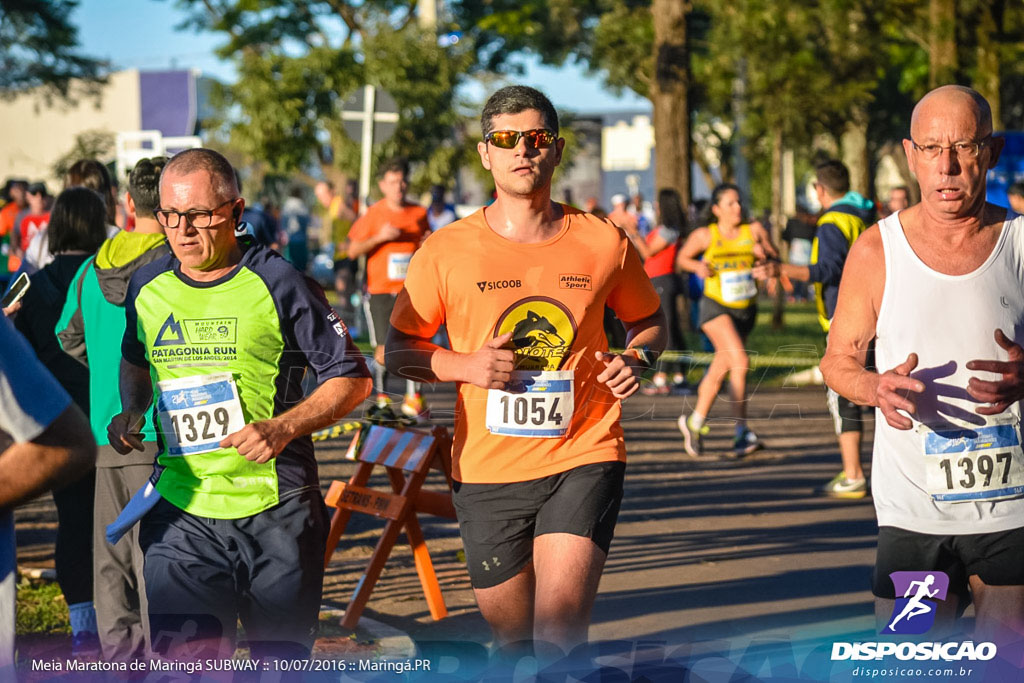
830, 570, 997, 662
883, 571, 948, 635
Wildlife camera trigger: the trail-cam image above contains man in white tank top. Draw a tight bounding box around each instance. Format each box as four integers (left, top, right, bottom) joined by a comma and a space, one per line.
822, 85, 1024, 641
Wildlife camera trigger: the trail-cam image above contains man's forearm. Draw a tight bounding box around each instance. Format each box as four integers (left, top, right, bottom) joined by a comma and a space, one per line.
623, 311, 668, 355
0, 405, 96, 508
780, 263, 811, 282
820, 353, 879, 407
271, 376, 372, 440
386, 338, 467, 384
120, 359, 153, 416
347, 235, 383, 258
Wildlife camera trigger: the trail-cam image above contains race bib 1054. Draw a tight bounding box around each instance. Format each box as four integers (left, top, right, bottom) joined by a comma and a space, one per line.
486, 370, 574, 438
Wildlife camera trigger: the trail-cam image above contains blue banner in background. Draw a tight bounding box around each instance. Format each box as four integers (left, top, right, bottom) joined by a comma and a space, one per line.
987, 132, 1024, 208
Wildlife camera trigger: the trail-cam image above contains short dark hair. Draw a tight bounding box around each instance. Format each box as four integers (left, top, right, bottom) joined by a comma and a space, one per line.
481, 85, 559, 138
128, 156, 167, 219
27, 182, 48, 197
161, 148, 239, 201
65, 159, 116, 225
1008, 181, 1024, 199
48, 187, 108, 255
377, 157, 409, 180
815, 159, 850, 196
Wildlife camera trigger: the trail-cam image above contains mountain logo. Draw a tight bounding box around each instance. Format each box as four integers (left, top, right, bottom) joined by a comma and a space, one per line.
154, 314, 185, 347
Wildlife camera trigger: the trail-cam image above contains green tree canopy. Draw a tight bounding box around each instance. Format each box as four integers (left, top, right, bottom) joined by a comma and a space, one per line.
0, 0, 106, 99
170, 0, 476, 191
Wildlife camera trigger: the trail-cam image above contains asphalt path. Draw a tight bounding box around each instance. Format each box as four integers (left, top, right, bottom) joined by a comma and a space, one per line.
312, 381, 887, 678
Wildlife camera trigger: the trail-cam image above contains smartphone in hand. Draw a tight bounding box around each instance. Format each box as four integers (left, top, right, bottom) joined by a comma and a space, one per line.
2, 272, 30, 309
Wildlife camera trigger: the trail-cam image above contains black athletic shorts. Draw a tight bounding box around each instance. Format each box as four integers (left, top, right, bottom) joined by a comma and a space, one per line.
364, 293, 398, 347
140, 487, 328, 659
873, 525, 1024, 602
825, 336, 875, 434
698, 297, 757, 339
451, 461, 626, 589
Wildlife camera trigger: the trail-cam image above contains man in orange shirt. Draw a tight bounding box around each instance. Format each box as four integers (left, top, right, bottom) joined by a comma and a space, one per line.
347, 159, 431, 422
386, 86, 666, 659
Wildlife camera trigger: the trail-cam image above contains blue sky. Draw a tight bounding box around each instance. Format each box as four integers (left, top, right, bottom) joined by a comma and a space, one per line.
73, 0, 648, 113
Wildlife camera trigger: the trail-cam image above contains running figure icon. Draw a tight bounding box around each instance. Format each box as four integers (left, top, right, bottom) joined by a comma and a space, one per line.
888, 574, 940, 631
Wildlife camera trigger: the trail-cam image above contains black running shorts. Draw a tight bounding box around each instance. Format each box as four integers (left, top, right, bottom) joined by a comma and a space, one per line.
873, 525, 1024, 601
451, 461, 626, 589
698, 297, 757, 339
364, 293, 398, 347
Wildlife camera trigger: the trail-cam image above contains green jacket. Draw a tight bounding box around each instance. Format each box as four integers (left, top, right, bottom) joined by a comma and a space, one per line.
56, 231, 169, 466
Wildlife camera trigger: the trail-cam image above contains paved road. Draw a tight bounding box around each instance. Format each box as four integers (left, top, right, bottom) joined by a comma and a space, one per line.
310, 382, 886, 675
22, 381, 1022, 679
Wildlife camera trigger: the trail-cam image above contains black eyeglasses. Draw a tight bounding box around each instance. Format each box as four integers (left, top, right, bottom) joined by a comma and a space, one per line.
155, 199, 237, 229
485, 129, 557, 150
909, 137, 992, 161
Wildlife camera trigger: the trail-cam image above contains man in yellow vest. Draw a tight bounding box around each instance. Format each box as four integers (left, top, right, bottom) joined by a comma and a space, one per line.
781, 159, 874, 498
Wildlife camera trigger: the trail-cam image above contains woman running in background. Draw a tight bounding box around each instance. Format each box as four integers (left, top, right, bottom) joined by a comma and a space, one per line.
675, 183, 778, 458
640, 188, 692, 396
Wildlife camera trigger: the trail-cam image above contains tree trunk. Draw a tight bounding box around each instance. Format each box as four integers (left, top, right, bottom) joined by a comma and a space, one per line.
840, 103, 870, 197
929, 0, 957, 88
974, 0, 1004, 130
770, 125, 785, 330
651, 0, 691, 204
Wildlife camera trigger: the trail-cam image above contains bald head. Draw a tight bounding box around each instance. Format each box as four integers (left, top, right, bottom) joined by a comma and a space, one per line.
911, 86, 993, 139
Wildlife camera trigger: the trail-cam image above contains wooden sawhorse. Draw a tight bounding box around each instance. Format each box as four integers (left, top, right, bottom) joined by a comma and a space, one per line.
323, 424, 456, 629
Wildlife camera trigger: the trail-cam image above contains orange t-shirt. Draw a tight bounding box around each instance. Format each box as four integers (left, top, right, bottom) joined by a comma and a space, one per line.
390, 205, 661, 483
348, 200, 429, 294
0, 202, 18, 238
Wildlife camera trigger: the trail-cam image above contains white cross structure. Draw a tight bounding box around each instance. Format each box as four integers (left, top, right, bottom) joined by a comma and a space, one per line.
341, 85, 400, 213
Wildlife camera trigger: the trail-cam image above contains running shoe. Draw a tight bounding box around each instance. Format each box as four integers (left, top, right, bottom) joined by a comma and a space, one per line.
678, 414, 708, 457
732, 429, 763, 458
365, 395, 397, 424
822, 472, 868, 499
641, 383, 670, 396
641, 372, 670, 396
401, 393, 431, 424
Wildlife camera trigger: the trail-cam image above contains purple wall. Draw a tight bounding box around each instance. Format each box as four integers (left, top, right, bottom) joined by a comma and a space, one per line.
139, 71, 196, 137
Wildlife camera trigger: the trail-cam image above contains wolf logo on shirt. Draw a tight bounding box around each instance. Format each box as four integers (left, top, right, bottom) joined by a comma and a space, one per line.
494, 296, 578, 371
512, 311, 565, 349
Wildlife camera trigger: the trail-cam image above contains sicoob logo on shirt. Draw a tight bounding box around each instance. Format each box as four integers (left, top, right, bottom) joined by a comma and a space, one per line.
493, 296, 577, 371
477, 279, 522, 293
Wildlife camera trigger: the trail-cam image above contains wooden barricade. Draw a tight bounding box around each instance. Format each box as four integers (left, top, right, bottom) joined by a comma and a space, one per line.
322, 424, 456, 629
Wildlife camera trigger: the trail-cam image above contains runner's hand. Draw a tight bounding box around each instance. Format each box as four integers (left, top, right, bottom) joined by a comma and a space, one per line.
2, 300, 21, 317
378, 223, 401, 243
966, 329, 1024, 415
695, 263, 714, 279
875, 353, 924, 430
463, 332, 515, 390
594, 351, 643, 400
221, 420, 291, 464
752, 260, 779, 280
108, 411, 146, 454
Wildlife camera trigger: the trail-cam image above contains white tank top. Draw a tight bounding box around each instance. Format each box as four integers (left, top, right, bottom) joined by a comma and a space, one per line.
873, 210, 1024, 534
